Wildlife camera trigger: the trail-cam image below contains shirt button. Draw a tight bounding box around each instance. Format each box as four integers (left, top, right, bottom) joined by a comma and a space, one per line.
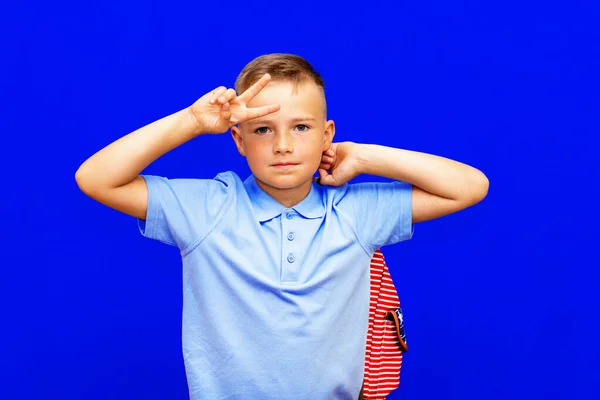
287, 253, 295, 263
287, 232, 294, 241
286, 212, 294, 220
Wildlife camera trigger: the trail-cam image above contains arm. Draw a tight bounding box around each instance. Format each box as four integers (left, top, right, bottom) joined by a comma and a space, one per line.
75, 108, 201, 220
318, 143, 489, 223
355, 144, 489, 223
75, 74, 280, 220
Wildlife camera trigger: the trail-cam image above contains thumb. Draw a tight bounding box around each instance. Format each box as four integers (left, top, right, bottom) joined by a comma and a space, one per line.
318, 168, 337, 186
219, 101, 231, 122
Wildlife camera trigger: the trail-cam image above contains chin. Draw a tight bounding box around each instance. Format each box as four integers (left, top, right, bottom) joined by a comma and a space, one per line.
257, 172, 313, 190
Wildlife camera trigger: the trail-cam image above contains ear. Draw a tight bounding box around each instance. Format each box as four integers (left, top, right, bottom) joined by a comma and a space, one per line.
322, 119, 335, 151
231, 125, 246, 157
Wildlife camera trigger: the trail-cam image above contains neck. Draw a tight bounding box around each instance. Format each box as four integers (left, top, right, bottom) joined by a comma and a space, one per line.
255, 178, 313, 208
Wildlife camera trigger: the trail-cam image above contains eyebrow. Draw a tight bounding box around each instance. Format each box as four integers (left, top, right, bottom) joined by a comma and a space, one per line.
246, 117, 317, 125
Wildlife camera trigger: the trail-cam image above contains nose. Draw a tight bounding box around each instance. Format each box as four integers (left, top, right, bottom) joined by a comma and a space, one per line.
273, 132, 294, 155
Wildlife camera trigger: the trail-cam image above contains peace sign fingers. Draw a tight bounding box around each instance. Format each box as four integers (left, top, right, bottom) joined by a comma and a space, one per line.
237, 103, 281, 124
237, 73, 273, 104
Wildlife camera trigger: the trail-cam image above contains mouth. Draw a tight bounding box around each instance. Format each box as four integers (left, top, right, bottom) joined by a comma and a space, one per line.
272, 162, 299, 168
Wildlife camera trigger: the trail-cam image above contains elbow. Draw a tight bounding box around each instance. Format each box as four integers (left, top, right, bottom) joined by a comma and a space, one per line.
74, 167, 83, 185
75, 167, 89, 195
75, 165, 97, 197
470, 171, 489, 204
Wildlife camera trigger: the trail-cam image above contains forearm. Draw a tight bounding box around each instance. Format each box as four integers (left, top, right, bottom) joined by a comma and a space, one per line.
355, 144, 488, 201
76, 107, 201, 190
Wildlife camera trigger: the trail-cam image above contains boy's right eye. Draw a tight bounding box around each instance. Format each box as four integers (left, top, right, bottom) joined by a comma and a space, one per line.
255, 127, 270, 134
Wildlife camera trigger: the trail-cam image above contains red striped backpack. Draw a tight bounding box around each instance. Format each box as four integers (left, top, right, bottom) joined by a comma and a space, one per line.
360, 250, 408, 399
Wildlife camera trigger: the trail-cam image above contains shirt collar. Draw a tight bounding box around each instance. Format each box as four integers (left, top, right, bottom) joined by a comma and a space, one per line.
243, 174, 326, 222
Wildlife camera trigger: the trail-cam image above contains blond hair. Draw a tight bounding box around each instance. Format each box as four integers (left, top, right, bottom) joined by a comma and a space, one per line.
235, 53, 327, 116
235, 53, 325, 94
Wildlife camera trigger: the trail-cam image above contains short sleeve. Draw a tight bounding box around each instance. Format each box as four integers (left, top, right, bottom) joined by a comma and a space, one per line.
137, 172, 234, 251
340, 180, 414, 253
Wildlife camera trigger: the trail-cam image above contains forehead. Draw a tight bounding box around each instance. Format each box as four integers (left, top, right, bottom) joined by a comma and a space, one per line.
245, 80, 325, 120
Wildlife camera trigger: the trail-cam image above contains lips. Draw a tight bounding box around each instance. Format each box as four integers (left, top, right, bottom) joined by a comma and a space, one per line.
272, 162, 299, 167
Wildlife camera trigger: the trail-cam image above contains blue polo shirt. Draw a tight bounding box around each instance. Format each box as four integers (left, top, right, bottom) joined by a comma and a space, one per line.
138, 171, 413, 399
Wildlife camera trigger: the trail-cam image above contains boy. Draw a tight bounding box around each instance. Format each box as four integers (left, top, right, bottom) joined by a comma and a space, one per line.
76, 53, 488, 399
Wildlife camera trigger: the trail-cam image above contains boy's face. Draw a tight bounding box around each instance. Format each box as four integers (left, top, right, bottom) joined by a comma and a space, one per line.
231, 80, 335, 200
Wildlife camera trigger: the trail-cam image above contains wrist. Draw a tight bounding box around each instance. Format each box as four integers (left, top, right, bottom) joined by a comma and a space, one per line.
353, 143, 376, 175
185, 107, 205, 136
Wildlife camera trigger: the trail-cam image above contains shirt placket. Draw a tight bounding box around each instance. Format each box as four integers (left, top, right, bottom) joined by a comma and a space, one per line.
281, 208, 300, 282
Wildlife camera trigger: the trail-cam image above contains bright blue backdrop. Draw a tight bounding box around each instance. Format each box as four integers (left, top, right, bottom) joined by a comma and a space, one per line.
1, 1, 598, 399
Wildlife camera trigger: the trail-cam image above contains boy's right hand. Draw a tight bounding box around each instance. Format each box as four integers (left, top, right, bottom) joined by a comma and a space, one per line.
189, 73, 280, 135
76, 74, 280, 222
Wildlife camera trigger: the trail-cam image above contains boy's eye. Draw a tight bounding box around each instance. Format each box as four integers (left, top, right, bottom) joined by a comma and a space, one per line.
255, 127, 270, 134
254, 125, 309, 134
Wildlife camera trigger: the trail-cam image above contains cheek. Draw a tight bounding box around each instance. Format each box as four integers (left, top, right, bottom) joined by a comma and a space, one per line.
297, 138, 325, 167
244, 140, 269, 161
304, 133, 325, 154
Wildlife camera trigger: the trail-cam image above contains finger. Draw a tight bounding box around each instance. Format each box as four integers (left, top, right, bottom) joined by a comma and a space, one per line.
217, 88, 237, 105
210, 86, 227, 104
319, 168, 335, 186
243, 103, 281, 122
238, 73, 272, 103
318, 168, 327, 180
219, 101, 231, 121
320, 162, 332, 170
318, 169, 337, 186
321, 155, 334, 164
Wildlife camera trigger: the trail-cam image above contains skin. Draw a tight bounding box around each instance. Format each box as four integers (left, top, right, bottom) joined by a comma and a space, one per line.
230, 80, 335, 207
221, 76, 490, 222
76, 73, 489, 224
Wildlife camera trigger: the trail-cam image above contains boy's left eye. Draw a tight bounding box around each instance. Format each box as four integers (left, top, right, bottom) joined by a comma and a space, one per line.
295, 124, 309, 132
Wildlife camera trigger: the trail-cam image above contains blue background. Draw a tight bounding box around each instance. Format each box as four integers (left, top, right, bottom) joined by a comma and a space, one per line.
1, 0, 598, 399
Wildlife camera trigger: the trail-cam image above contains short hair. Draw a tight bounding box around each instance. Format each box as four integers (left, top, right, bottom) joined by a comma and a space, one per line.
234, 53, 327, 116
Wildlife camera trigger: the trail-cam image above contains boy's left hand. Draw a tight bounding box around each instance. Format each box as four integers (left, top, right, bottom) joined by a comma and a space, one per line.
318, 142, 361, 186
